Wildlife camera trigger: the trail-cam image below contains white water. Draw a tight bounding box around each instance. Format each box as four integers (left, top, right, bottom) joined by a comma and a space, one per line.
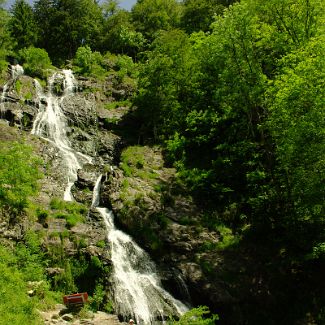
92, 175, 189, 324
11, 64, 24, 79
1, 64, 24, 117
1, 84, 8, 102
32, 71, 92, 200
0, 84, 8, 116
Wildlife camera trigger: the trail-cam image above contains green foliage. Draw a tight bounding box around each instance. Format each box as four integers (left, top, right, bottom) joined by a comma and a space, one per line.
15, 79, 22, 93
18, 46, 52, 79
96, 240, 106, 248
100, 7, 145, 58
0, 7, 12, 75
73, 46, 138, 84
74, 46, 105, 77
34, 0, 103, 64
132, 0, 182, 41
181, 0, 225, 33
266, 35, 325, 252
0, 246, 42, 325
87, 279, 114, 313
50, 198, 87, 228
168, 306, 218, 324
133, 1, 325, 321
104, 99, 131, 110
215, 225, 239, 250
135, 29, 196, 140
0, 141, 42, 215
120, 146, 147, 177
0, 229, 63, 324
9, 0, 38, 50
36, 208, 49, 224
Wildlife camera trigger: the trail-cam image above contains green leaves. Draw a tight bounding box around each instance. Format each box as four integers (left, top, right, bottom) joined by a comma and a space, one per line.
132, 0, 182, 40
18, 46, 52, 79
168, 306, 219, 324
0, 142, 42, 215
267, 35, 325, 225
9, 0, 38, 50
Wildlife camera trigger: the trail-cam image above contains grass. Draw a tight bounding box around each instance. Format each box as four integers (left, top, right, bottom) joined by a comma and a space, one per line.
120, 146, 162, 179
50, 198, 87, 228
104, 99, 131, 110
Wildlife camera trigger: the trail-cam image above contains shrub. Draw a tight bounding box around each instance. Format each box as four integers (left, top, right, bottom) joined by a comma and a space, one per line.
36, 208, 49, 224
51, 198, 87, 228
18, 47, 52, 79
168, 306, 218, 324
74, 46, 106, 78
0, 142, 42, 215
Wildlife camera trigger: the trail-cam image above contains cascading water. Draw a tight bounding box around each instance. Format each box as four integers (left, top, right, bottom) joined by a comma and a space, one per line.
0, 84, 8, 102
11, 64, 24, 79
30, 70, 188, 323
0, 64, 24, 118
92, 175, 189, 324
31, 71, 92, 200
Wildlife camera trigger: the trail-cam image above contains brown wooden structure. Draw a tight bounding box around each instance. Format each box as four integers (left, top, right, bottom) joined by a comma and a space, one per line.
63, 292, 88, 308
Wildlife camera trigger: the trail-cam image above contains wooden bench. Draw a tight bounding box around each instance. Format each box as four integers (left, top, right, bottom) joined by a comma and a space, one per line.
63, 292, 88, 308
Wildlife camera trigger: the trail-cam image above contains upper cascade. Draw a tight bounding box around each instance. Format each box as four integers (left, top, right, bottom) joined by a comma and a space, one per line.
32, 70, 92, 201
11, 64, 24, 79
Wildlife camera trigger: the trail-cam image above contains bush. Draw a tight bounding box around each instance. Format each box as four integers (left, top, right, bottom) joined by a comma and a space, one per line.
168, 306, 218, 324
18, 47, 52, 79
0, 142, 42, 215
74, 46, 106, 78
0, 246, 42, 324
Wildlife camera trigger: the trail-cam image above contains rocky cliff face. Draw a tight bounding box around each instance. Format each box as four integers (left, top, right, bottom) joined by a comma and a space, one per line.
0, 66, 238, 323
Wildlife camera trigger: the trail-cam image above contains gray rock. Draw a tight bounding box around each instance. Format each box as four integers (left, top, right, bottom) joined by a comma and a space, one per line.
61, 313, 74, 321
75, 164, 99, 189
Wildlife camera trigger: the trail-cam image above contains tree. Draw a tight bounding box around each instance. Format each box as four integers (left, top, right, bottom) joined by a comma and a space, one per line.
100, 8, 145, 58
181, 0, 225, 34
9, 0, 38, 50
34, 0, 103, 64
135, 29, 197, 141
132, 0, 182, 41
266, 35, 325, 255
0, 3, 12, 73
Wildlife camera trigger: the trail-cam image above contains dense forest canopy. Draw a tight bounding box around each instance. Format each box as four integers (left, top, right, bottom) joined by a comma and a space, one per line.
0, 0, 324, 323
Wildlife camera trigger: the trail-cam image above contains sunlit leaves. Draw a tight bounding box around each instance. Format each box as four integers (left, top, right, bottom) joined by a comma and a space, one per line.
0, 142, 42, 214
267, 36, 325, 220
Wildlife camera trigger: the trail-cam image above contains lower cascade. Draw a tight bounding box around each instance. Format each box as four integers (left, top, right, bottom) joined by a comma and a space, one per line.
27, 69, 189, 324
92, 176, 189, 324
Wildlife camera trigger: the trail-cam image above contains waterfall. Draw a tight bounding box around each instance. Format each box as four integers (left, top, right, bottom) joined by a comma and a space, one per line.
11, 64, 24, 79
30, 70, 188, 323
1, 64, 24, 118
92, 175, 189, 324
1, 84, 8, 102
32, 71, 92, 200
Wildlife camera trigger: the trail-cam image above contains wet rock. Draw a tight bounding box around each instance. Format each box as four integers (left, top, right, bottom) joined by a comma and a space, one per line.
61, 94, 97, 128
72, 164, 101, 205
88, 208, 104, 222
75, 164, 99, 189
97, 131, 122, 165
